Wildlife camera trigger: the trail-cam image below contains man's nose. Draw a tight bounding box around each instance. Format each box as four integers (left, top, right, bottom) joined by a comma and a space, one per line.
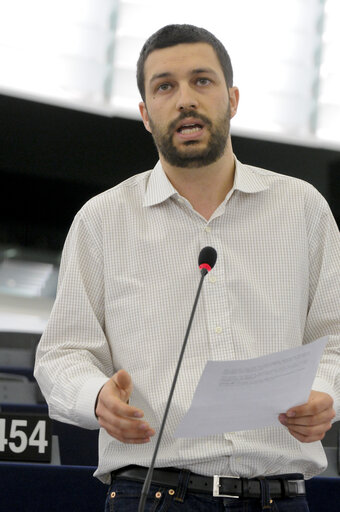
175, 84, 199, 111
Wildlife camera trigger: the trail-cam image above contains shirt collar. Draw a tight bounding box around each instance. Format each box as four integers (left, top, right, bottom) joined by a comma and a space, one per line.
143, 161, 178, 207
143, 157, 269, 207
233, 158, 269, 194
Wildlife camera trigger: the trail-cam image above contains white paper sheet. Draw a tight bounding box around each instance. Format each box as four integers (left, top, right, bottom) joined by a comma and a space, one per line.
175, 336, 329, 438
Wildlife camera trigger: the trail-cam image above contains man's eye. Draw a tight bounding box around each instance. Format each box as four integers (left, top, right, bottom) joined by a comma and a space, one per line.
197, 78, 211, 86
158, 83, 171, 92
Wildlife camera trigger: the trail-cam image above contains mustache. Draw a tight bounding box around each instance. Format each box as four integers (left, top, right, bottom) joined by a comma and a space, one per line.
168, 110, 212, 133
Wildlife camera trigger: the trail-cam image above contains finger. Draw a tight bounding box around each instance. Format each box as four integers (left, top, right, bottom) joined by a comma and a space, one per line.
113, 369, 132, 393
287, 426, 328, 443
97, 403, 155, 436
99, 418, 155, 443
286, 420, 332, 438
279, 408, 335, 427
100, 396, 144, 419
112, 369, 133, 402
285, 394, 334, 418
101, 425, 153, 444
104, 414, 156, 438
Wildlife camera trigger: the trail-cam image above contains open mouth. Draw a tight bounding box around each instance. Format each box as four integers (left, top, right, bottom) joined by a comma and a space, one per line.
175, 118, 205, 140
177, 123, 203, 135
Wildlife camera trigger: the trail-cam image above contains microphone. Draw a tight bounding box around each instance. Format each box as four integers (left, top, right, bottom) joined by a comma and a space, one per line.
198, 246, 218, 275
138, 246, 217, 512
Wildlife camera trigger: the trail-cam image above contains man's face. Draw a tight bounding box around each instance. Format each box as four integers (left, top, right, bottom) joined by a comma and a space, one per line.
139, 42, 238, 168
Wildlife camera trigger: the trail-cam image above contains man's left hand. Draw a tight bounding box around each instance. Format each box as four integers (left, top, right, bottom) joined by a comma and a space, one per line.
279, 391, 336, 443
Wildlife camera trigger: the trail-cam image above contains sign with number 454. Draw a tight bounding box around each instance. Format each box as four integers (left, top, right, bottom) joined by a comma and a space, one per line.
0, 413, 52, 462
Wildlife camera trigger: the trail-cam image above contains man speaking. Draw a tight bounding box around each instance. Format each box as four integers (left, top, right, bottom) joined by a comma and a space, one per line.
34, 24, 339, 511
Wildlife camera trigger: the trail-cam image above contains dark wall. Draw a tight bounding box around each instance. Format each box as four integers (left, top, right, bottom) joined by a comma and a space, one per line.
1, 94, 339, 251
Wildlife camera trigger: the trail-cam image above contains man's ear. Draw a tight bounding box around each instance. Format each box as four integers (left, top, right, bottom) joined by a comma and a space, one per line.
229, 87, 239, 119
139, 102, 152, 133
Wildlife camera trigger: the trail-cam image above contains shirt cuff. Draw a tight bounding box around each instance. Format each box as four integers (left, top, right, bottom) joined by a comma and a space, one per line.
75, 375, 110, 429
312, 376, 339, 421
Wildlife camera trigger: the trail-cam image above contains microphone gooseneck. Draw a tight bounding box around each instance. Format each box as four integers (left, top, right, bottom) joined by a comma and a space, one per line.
138, 247, 217, 512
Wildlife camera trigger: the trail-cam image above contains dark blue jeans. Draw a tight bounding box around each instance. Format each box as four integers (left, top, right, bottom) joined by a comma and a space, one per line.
105, 478, 310, 512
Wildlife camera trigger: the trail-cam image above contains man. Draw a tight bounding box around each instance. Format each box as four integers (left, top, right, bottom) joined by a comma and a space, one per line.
34, 24, 339, 511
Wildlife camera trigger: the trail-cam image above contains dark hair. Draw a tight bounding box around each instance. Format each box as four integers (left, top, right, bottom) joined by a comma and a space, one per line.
136, 24, 233, 102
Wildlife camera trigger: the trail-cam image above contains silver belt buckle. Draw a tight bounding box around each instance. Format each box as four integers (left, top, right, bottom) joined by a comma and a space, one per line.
213, 475, 240, 498
287, 479, 306, 495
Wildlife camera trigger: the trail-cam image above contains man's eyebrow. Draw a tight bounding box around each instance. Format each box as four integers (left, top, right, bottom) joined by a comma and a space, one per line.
191, 67, 218, 76
149, 68, 218, 85
150, 72, 173, 84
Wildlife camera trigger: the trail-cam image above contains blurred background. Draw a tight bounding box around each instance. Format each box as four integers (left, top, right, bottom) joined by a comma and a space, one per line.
0, 0, 339, 456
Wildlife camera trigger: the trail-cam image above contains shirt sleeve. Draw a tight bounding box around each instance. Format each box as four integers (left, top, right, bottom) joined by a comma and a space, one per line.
303, 191, 340, 420
34, 208, 113, 429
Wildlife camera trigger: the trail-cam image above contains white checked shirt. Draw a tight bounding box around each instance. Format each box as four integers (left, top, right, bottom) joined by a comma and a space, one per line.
34, 157, 340, 484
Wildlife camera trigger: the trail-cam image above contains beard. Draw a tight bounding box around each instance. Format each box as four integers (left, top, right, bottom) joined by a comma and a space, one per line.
148, 104, 231, 168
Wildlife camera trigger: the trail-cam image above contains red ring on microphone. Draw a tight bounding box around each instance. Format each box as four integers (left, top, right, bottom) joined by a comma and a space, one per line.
199, 263, 212, 272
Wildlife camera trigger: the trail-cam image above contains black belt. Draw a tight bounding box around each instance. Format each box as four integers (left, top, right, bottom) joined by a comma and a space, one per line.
113, 466, 306, 499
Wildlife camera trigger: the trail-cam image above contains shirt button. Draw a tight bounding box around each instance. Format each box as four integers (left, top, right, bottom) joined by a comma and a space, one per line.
215, 326, 222, 334
209, 275, 216, 283
204, 226, 211, 232
224, 434, 234, 440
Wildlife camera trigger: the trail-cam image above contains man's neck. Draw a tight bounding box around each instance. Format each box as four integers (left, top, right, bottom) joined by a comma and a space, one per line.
160, 140, 235, 221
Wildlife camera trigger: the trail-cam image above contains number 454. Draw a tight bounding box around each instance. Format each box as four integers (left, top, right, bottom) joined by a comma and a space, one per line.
0, 419, 48, 454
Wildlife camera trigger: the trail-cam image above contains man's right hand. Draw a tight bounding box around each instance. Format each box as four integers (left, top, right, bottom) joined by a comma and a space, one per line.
95, 369, 155, 444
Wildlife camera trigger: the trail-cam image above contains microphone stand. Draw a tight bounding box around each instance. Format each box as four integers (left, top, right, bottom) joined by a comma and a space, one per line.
138, 268, 209, 512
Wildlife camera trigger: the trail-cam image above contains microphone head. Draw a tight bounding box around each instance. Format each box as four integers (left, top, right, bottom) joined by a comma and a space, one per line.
198, 246, 217, 273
